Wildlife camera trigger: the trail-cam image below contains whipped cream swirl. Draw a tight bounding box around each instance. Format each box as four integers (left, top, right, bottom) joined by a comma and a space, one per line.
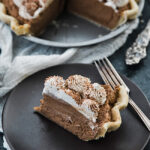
43, 75, 108, 122
66, 75, 91, 93
13, 0, 48, 20
43, 76, 100, 122
99, 0, 129, 11
85, 83, 107, 105
45, 76, 65, 89
66, 75, 107, 105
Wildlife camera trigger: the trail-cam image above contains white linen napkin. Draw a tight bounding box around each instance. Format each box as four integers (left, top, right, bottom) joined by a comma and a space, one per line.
0, 19, 139, 97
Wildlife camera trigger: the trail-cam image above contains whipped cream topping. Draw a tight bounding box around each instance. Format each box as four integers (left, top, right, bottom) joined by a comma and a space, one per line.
43, 75, 107, 122
43, 77, 99, 122
66, 75, 91, 93
45, 76, 65, 89
66, 75, 107, 105
13, 0, 49, 20
113, 0, 129, 7
105, 0, 117, 11
85, 83, 106, 105
98, 0, 129, 11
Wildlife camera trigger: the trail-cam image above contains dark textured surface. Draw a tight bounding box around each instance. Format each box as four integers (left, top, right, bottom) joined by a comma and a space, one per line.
109, 1, 150, 149
0, 0, 150, 149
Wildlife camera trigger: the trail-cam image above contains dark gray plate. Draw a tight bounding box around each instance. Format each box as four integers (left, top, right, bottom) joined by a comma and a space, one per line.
24, 0, 145, 48
2, 64, 150, 150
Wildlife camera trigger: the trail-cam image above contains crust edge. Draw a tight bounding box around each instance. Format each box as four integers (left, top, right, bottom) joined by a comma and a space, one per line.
117, 0, 139, 28
0, 2, 31, 35
95, 85, 129, 139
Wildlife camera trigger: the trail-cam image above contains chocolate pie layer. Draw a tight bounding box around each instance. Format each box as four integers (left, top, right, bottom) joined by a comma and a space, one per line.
34, 75, 129, 141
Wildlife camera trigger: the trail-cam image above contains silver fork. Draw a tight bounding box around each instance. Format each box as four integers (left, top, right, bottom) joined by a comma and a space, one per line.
94, 57, 150, 131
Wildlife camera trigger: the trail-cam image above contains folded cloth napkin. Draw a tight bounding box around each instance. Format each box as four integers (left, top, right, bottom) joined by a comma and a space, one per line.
0, 18, 139, 150
0, 19, 139, 97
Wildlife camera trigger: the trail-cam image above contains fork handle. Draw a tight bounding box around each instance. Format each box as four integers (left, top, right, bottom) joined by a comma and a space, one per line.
129, 98, 150, 131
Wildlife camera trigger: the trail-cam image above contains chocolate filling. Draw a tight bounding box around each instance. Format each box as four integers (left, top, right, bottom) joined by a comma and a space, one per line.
34, 85, 119, 141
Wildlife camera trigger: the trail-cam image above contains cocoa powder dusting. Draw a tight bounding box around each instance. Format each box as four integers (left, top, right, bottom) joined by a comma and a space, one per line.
64, 89, 83, 105
23, 0, 43, 16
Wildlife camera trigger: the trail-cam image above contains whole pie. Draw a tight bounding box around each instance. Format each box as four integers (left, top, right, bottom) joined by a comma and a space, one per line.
34, 75, 129, 141
0, 0, 139, 35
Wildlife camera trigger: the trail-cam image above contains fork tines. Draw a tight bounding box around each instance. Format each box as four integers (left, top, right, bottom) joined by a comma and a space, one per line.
94, 58, 129, 92
94, 58, 150, 131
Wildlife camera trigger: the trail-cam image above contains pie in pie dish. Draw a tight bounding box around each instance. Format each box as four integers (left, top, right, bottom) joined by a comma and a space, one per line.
34, 75, 129, 141
0, 0, 139, 35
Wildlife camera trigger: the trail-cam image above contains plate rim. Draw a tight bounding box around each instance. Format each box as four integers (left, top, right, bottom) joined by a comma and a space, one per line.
24, 24, 128, 48
2, 63, 150, 150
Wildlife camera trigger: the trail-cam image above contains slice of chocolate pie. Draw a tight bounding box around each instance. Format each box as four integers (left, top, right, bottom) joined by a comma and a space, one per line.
34, 75, 129, 141
0, 0, 65, 35
0, 0, 139, 35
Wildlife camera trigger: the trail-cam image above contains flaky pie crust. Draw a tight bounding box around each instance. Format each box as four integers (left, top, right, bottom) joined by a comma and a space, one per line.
0, 1, 30, 35
95, 85, 129, 139
0, 0, 139, 35
118, 0, 139, 27
0, 0, 54, 35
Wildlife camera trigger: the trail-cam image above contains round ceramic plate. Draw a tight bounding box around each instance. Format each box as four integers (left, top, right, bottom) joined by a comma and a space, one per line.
24, 0, 145, 48
2, 64, 150, 150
